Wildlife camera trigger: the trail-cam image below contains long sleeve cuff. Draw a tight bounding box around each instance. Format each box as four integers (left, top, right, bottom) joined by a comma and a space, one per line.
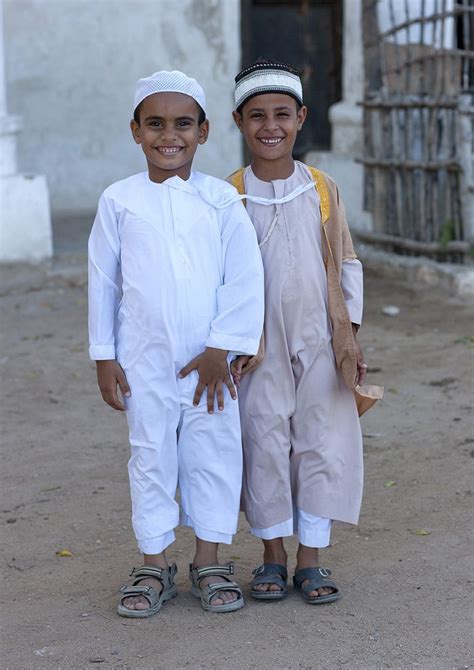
89, 344, 116, 360
205, 332, 260, 357
341, 259, 363, 326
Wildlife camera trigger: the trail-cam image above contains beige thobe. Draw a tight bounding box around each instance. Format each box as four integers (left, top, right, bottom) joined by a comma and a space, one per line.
237, 162, 364, 529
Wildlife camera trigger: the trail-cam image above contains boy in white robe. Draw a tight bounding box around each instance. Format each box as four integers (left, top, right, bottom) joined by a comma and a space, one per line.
229, 60, 369, 604
88, 70, 264, 616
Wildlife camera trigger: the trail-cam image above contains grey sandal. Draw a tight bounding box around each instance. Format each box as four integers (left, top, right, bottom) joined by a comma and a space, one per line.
251, 563, 288, 600
189, 562, 245, 613
117, 564, 178, 618
293, 567, 341, 605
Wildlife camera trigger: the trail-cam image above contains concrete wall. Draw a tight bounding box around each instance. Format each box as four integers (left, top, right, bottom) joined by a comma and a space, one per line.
3, 0, 242, 216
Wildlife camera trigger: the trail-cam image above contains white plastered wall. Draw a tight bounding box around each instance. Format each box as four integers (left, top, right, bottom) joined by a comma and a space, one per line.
306, 0, 372, 231
0, 0, 52, 262
3, 0, 242, 217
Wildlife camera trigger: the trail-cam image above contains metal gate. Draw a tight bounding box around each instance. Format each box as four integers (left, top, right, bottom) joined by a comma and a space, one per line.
360, 0, 473, 263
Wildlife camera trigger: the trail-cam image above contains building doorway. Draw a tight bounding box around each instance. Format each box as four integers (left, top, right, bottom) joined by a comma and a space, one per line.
241, 0, 343, 155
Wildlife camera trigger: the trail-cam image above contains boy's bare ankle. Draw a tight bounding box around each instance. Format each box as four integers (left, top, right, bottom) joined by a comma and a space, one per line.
192, 537, 219, 567
296, 544, 320, 570
263, 551, 288, 565
143, 552, 168, 570
262, 539, 287, 565
192, 556, 218, 568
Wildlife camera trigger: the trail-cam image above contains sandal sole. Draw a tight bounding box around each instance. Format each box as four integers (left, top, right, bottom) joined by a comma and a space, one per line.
302, 592, 341, 605
251, 590, 288, 600
198, 596, 245, 613
190, 585, 245, 613
117, 585, 178, 618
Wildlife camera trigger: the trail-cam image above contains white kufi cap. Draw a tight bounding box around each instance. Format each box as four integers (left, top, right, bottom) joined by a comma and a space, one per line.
133, 70, 206, 114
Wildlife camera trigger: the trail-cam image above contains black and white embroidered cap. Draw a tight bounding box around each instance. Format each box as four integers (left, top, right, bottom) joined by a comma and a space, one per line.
234, 61, 303, 111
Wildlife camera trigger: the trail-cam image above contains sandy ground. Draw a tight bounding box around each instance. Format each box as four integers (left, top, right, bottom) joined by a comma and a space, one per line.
1, 256, 473, 670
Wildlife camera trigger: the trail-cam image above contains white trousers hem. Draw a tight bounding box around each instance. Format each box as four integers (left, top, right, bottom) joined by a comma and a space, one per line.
181, 513, 234, 545
138, 530, 176, 555
250, 516, 293, 540
251, 510, 332, 549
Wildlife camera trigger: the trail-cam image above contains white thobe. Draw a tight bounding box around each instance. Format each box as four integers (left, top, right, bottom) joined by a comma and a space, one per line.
88, 171, 264, 554
238, 162, 364, 547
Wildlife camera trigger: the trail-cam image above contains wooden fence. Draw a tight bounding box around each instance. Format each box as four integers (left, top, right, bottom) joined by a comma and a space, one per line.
360, 0, 473, 263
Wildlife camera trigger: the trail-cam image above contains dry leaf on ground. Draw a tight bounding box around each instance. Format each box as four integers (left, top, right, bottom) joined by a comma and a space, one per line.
408, 528, 431, 536
56, 549, 73, 557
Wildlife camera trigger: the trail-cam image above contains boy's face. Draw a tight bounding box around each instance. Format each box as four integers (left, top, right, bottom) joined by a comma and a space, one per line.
233, 93, 307, 164
130, 92, 209, 182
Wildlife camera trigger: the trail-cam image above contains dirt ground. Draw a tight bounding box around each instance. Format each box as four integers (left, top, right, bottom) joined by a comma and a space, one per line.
1, 256, 473, 670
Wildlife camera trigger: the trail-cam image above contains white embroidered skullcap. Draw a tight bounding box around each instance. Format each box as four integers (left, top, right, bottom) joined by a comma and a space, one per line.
133, 70, 206, 114
234, 60, 303, 111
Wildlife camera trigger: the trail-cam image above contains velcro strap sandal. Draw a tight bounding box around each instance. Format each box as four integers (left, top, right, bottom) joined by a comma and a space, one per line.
189, 562, 244, 613
117, 563, 178, 618
293, 567, 341, 605
250, 563, 288, 600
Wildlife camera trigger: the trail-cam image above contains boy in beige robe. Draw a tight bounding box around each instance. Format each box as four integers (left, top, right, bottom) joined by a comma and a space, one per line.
229, 60, 381, 604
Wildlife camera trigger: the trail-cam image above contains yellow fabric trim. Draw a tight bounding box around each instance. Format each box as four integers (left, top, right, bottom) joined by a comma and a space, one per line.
229, 166, 330, 223
307, 166, 330, 224
229, 168, 245, 196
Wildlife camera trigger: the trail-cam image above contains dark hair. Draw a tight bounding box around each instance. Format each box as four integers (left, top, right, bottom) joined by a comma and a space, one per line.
133, 100, 206, 125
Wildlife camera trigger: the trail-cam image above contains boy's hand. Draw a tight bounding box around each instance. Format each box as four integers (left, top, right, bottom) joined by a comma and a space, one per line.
179, 347, 236, 413
96, 359, 131, 411
230, 356, 251, 387
231, 333, 265, 387
352, 324, 368, 386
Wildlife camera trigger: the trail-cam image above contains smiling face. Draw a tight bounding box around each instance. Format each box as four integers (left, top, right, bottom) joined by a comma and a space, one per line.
130, 92, 209, 183
233, 93, 307, 179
